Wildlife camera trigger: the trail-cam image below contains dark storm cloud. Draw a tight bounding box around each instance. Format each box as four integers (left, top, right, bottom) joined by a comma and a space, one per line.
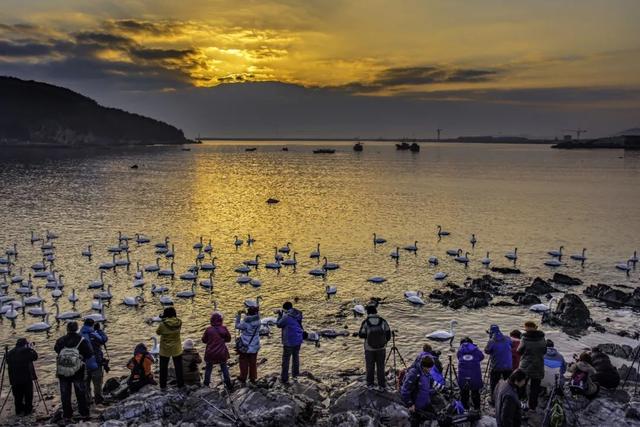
131, 48, 196, 60
0, 40, 54, 57
106, 19, 171, 35
73, 31, 133, 46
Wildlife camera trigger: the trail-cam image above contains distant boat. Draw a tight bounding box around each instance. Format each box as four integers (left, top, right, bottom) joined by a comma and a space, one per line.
396, 142, 411, 150
313, 149, 336, 154
245, 147, 257, 152
353, 142, 363, 152
410, 143, 420, 152
282, 147, 289, 151
181, 147, 191, 151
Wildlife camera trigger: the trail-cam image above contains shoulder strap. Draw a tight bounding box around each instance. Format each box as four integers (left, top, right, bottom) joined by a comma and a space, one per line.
75, 337, 84, 350
247, 321, 259, 343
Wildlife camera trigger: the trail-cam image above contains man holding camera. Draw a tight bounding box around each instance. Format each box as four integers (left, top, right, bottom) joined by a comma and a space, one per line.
276, 301, 304, 384
358, 304, 391, 389
6, 338, 39, 416
80, 318, 108, 405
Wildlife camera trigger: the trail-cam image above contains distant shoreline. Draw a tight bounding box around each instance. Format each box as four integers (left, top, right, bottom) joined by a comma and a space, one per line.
199, 137, 555, 144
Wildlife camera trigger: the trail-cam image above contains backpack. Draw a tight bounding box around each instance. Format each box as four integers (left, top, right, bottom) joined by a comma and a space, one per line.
56, 337, 85, 378
365, 318, 388, 349
549, 397, 566, 427
569, 370, 588, 394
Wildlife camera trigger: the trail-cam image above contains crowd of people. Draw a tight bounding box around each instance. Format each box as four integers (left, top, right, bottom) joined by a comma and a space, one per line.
1, 300, 625, 425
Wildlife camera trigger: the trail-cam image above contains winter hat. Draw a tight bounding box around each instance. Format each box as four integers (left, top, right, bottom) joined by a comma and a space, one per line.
210, 312, 223, 325
162, 307, 177, 318
134, 343, 148, 355
489, 324, 501, 335
183, 339, 194, 350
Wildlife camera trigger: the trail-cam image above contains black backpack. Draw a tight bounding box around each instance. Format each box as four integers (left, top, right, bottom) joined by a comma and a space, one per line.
366, 318, 389, 349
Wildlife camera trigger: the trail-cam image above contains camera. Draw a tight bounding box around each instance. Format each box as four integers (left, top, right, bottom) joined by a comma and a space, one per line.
103, 358, 111, 373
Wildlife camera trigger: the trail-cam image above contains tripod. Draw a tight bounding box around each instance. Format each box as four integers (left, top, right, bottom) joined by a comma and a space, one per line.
385, 331, 407, 389
622, 346, 640, 396
442, 355, 459, 397
542, 374, 581, 427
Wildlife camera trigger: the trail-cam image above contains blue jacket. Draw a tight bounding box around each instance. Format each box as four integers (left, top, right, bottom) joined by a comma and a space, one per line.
235, 313, 261, 353
457, 342, 484, 390
542, 347, 567, 388
484, 332, 513, 371
411, 352, 445, 390
276, 308, 304, 347
401, 366, 432, 410
80, 325, 107, 369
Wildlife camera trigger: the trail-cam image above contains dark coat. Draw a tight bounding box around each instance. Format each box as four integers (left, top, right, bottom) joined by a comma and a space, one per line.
54, 332, 94, 381
517, 330, 546, 379
181, 349, 202, 386
591, 352, 620, 389
202, 313, 231, 363
485, 332, 513, 371
495, 380, 522, 427
6, 345, 38, 385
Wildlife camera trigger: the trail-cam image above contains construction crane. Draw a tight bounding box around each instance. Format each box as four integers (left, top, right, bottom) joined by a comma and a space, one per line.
436, 128, 443, 141
563, 128, 587, 140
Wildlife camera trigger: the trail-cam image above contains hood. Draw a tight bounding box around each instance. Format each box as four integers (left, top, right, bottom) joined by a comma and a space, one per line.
210, 312, 223, 326
134, 343, 148, 355
523, 330, 545, 341
459, 342, 479, 354
489, 324, 501, 335
546, 347, 560, 357
163, 317, 182, 330
366, 314, 382, 326
287, 308, 303, 321
80, 325, 93, 334
492, 331, 508, 342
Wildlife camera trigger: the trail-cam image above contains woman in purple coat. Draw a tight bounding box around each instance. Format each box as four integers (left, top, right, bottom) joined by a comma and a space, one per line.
201, 312, 232, 389
457, 337, 485, 411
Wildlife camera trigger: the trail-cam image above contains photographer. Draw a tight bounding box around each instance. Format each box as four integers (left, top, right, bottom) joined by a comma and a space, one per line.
276, 301, 304, 385
457, 337, 484, 412
401, 356, 437, 427
80, 318, 108, 405
495, 369, 528, 427
235, 306, 261, 385
484, 324, 513, 402
358, 304, 391, 389
6, 338, 38, 416
517, 321, 546, 411
155, 307, 184, 389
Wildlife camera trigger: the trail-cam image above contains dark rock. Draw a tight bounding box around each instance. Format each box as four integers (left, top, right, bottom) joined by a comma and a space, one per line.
595, 343, 637, 360
512, 292, 541, 305
330, 383, 410, 426
469, 275, 505, 293
103, 377, 122, 394
525, 277, 558, 295
546, 293, 592, 329
130, 164, 139, 169
552, 273, 583, 286
584, 284, 640, 308
492, 301, 519, 307
490, 267, 522, 274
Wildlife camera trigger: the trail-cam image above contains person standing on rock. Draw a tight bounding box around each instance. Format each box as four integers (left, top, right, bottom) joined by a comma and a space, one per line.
401, 356, 437, 426
54, 321, 94, 422
457, 337, 484, 412
358, 304, 391, 389
80, 318, 108, 405
495, 369, 527, 427
202, 312, 232, 389
156, 307, 184, 390
181, 339, 203, 386
6, 338, 38, 416
235, 306, 261, 385
517, 321, 546, 411
484, 324, 513, 402
509, 330, 522, 370
277, 301, 305, 384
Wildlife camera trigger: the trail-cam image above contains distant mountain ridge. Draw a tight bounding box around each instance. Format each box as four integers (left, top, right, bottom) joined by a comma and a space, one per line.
0, 76, 189, 146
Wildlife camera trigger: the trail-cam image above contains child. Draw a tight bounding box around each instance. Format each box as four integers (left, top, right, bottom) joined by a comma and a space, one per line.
181, 339, 203, 386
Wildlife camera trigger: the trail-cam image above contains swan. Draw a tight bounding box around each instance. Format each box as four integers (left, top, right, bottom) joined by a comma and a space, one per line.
237, 275, 252, 284
373, 233, 387, 244
115, 251, 131, 267
40, 242, 54, 251
68, 288, 79, 304
196, 251, 205, 260
404, 290, 422, 298
244, 296, 262, 308
367, 277, 387, 283
179, 269, 198, 281
53, 302, 80, 320
200, 257, 218, 271
426, 320, 457, 346
24, 287, 43, 305
84, 305, 106, 322
0, 291, 14, 304
99, 254, 117, 270
282, 252, 298, 266
404, 241, 418, 252
94, 285, 113, 300
134, 264, 144, 280
530, 302, 553, 313
123, 295, 143, 307
406, 293, 425, 305
193, 236, 204, 249
261, 316, 278, 326
1, 300, 23, 314
150, 337, 160, 359
145, 258, 161, 272
544, 259, 563, 267
308, 268, 326, 276
204, 239, 213, 253
235, 265, 251, 273
165, 244, 175, 258
5, 243, 18, 256
135, 234, 150, 244
428, 256, 439, 265
265, 260, 282, 269
278, 242, 291, 254
155, 237, 169, 249
437, 225, 450, 236
155, 245, 168, 254
31, 231, 43, 243
91, 299, 103, 311
234, 236, 244, 247
247, 234, 256, 244
446, 249, 460, 256
118, 231, 130, 242
159, 295, 174, 305
323, 257, 340, 270
31, 259, 46, 271
352, 300, 366, 316
310, 243, 321, 258
200, 273, 214, 289
4, 305, 19, 320
51, 285, 63, 299
273, 246, 284, 261
616, 261, 632, 272
26, 314, 51, 332
107, 245, 123, 254
505, 248, 518, 260
548, 246, 564, 257
630, 251, 639, 263
151, 284, 169, 294
390, 247, 400, 259
0, 255, 9, 265
470, 234, 477, 246
88, 272, 106, 289
46, 230, 58, 240
250, 279, 262, 288
133, 275, 145, 288
480, 252, 491, 265
569, 248, 587, 261
27, 301, 48, 317
82, 245, 92, 257
176, 283, 196, 298
326, 285, 337, 295
434, 272, 448, 280
158, 262, 175, 277
243, 255, 260, 266
454, 251, 470, 264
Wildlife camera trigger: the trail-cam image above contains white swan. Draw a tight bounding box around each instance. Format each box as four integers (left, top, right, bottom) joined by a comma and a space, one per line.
107, 245, 123, 254
390, 247, 400, 259
155, 237, 169, 249
282, 252, 298, 266
426, 320, 457, 345
323, 257, 340, 270
123, 295, 143, 307
26, 314, 51, 332
616, 261, 632, 272
446, 248, 460, 256
46, 230, 58, 240
135, 234, 150, 244
235, 265, 251, 273
133, 277, 146, 288
24, 287, 43, 305
145, 258, 161, 273
91, 299, 103, 311
480, 252, 491, 265
237, 275, 252, 284
53, 302, 80, 320
544, 259, 563, 267
437, 225, 450, 236
67, 288, 79, 304
152, 284, 169, 294
27, 301, 48, 317
179, 269, 198, 281
84, 305, 106, 322
165, 244, 175, 259
405, 291, 425, 305
31, 259, 46, 271
278, 242, 291, 254
373, 233, 387, 244
454, 250, 470, 264
434, 272, 448, 280
31, 231, 43, 243
88, 271, 106, 289
326, 285, 337, 295
200, 257, 218, 271
352, 300, 366, 316
505, 248, 518, 260
428, 256, 439, 265
99, 254, 117, 270
250, 279, 262, 288
4, 305, 19, 320
204, 239, 213, 253
115, 251, 131, 267
404, 241, 418, 252
158, 262, 175, 277
82, 245, 92, 257
629, 251, 639, 263
234, 236, 244, 247
159, 295, 173, 305
150, 337, 160, 359
570, 248, 587, 261
548, 246, 564, 257
530, 302, 553, 313
200, 273, 214, 289
308, 268, 326, 276
94, 285, 113, 300
310, 243, 321, 259
367, 276, 387, 283
470, 234, 477, 246
265, 259, 282, 269
176, 283, 196, 298
243, 255, 260, 266
193, 236, 203, 249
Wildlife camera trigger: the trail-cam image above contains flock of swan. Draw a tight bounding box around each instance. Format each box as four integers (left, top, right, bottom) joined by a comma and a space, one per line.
0, 226, 638, 347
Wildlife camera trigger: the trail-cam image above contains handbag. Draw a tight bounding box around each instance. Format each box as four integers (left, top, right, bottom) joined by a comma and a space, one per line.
235, 321, 259, 354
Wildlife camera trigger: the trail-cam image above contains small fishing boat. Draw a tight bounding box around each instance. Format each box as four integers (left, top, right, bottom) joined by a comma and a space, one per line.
409, 143, 420, 152
313, 148, 336, 154
353, 142, 363, 152
396, 142, 410, 150
181, 147, 191, 151
245, 147, 257, 152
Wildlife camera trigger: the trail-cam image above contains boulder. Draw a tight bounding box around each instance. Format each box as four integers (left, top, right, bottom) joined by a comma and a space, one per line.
525, 277, 558, 295
512, 292, 541, 305
101, 387, 187, 422
231, 384, 303, 426
584, 284, 640, 308
552, 273, 583, 286
330, 383, 410, 426
595, 343, 637, 360
547, 293, 591, 329
178, 388, 236, 426
469, 275, 505, 293
490, 267, 522, 274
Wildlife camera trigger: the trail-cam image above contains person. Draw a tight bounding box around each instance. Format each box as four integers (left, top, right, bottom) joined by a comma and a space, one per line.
510, 330, 522, 370
412, 343, 444, 373
276, 301, 305, 384
202, 312, 232, 389
567, 352, 599, 398
541, 339, 566, 392
401, 356, 437, 427
180, 339, 202, 386
517, 321, 546, 411
457, 337, 484, 412
358, 304, 391, 389
494, 369, 528, 427
54, 321, 94, 421
6, 338, 38, 416
156, 307, 184, 389
127, 343, 156, 392
484, 324, 513, 400
235, 306, 261, 385
80, 318, 108, 405
590, 347, 620, 390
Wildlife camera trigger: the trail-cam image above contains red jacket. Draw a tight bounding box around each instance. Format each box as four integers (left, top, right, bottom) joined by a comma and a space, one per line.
202, 313, 231, 363
511, 338, 521, 370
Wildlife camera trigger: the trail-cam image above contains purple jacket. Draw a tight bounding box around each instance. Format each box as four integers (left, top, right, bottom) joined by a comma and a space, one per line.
485, 332, 513, 371
401, 366, 432, 410
457, 342, 485, 390
201, 313, 231, 363
276, 308, 304, 347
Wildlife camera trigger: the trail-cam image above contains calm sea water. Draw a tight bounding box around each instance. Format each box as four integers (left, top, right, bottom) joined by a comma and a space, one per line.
0, 141, 639, 388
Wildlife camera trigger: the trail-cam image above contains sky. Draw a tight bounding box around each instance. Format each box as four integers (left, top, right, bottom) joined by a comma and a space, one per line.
1, 0, 639, 138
